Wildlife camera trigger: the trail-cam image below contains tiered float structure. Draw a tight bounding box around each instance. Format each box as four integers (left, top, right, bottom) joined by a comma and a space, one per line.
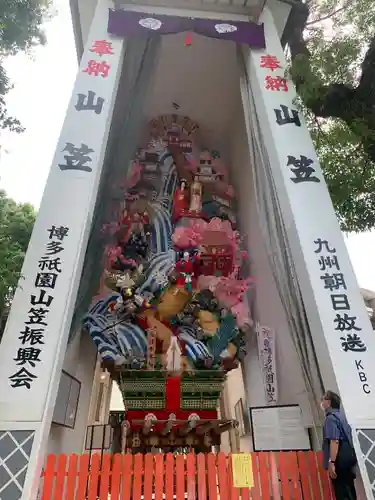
83, 115, 253, 452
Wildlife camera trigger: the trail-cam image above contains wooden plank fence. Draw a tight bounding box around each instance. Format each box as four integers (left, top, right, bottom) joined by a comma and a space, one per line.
39, 451, 335, 499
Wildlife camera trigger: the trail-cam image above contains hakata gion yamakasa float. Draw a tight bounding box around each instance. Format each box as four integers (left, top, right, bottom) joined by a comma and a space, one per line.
83, 115, 254, 452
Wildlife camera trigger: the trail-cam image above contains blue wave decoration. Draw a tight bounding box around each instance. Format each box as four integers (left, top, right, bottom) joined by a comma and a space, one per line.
137, 249, 176, 294
82, 294, 122, 363
158, 152, 177, 207
116, 321, 148, 359
178, 326, 213, 365
83, 294, 148, 363
150, 201, 173, 254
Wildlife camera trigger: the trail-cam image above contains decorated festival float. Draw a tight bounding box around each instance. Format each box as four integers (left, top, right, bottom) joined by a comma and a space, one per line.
2, 0, 375, 495
83, 115, 254, 453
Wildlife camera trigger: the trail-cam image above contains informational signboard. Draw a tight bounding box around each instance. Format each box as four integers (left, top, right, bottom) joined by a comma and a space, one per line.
52, 371, 81, 429
232, 454, 254, 488
250, 405, 311, 452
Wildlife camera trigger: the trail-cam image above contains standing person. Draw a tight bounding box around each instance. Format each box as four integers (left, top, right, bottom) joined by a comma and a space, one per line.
321, 390, 358, 499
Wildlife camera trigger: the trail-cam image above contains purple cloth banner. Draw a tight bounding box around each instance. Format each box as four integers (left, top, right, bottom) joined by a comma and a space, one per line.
108, 9, 265, 49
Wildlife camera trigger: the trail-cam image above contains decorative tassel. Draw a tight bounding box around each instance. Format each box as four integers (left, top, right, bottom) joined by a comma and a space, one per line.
185, 32, 192, 46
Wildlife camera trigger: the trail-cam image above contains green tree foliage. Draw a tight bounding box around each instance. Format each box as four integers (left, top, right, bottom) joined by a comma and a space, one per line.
0, 191, 36, 336
0, 0, 50, 134
286, 0, 375, 232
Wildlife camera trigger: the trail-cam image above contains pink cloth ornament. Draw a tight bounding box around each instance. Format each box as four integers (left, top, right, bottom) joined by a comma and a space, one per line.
185, 154, 197, 172
125, 161, 143, 189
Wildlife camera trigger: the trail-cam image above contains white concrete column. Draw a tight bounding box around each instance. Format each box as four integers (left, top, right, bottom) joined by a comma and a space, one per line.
241, 7, 375, 497
0, 1, 125, 498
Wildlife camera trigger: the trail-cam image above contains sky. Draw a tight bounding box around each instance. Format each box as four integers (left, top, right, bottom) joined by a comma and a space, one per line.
0, 0, 375, 293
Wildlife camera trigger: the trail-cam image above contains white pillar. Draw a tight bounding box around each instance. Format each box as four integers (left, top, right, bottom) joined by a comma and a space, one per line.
242, 7, 375, 497
0, 1, 125, 498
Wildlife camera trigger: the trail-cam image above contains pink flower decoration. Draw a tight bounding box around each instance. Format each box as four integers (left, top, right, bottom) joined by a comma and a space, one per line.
120, 258, 137, 268
106, 245, 123, 266
231, 301, 253, 328
172, 222, 205, 249
213, 276, 254, 308
225, 185, 234, 197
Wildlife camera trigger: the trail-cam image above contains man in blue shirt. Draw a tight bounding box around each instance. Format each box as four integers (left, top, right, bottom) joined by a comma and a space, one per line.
321, 390, 357, 499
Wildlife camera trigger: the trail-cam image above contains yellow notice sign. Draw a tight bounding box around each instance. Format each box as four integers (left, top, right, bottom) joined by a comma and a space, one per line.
232, 454, 254, 489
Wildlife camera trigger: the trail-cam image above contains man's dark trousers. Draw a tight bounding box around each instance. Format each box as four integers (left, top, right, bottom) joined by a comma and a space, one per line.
332, 467, 357, 500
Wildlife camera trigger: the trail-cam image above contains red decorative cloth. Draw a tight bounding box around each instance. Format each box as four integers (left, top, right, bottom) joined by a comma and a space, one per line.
165, 376, 181, 411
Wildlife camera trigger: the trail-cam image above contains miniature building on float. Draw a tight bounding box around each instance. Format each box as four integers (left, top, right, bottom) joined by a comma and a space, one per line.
1, 0, 375, 497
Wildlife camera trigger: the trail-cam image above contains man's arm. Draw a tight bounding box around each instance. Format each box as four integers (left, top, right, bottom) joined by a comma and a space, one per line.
324, 415, 341, 476
329, 439, 339, 463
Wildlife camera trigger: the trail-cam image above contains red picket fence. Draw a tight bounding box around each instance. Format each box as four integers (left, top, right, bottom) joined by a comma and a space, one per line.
39, 451, 335, 499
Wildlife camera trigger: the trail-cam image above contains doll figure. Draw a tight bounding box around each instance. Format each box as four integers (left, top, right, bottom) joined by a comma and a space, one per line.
130, 212, 144, 237
189, 176, 203, 213
173, 179, 189, 221
118, 208, 132, 245
175, 251, 198, 292
141, 211, 151, 237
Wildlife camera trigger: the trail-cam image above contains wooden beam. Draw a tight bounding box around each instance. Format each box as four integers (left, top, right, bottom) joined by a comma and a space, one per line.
162, 418, 176, 436
214, 421, 236, 434
142, 419, 153, 435
179, 419, 197, 436
196, 421, 215, 435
